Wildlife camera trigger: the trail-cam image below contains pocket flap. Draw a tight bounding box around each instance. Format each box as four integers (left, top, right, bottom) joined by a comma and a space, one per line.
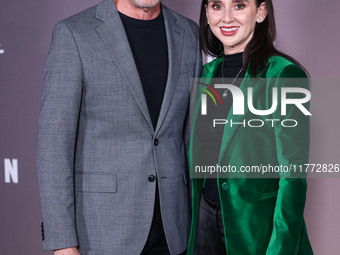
75, 172, 117, 193
253, 191, 278, 201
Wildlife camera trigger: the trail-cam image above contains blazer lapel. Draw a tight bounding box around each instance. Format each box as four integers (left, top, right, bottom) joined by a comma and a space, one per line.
155, 5, 184, 134
217, 75, 249, 162
218, 73, 268, 164
95, 0, 154, 131
202, 57, 256, 163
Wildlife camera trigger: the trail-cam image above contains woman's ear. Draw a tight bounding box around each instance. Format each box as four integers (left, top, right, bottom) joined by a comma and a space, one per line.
257, 2, 268, 23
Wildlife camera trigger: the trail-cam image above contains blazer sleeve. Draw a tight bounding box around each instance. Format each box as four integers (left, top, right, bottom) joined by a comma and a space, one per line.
36, 21, 83, 251
266, 64, 310, 255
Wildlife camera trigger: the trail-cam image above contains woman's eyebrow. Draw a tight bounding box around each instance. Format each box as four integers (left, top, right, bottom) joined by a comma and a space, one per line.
233, 0, 249, 3
208, 0, 250, 4
208, 0, 222, 3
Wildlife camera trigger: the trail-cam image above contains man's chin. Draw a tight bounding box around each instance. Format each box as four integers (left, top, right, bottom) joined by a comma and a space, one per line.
131, 0, 160, 9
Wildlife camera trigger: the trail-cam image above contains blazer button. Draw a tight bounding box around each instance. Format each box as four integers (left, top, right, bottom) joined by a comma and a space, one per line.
154, 139, 159, 146
221, 182, 229, 191
148, 175, 156, 182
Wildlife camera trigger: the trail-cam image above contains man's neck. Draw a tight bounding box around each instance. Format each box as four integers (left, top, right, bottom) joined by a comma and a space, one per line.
115, 0, 161, 20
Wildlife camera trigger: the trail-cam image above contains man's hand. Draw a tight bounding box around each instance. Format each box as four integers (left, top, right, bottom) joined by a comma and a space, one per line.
54, 247, 80, 255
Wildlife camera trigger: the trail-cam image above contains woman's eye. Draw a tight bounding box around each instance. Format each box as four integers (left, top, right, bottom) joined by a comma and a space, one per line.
235, 4, 245, 10
212, 4, 222, 10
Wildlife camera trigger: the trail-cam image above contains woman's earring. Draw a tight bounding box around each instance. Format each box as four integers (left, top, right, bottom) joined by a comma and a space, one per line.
258, 19, 263, 23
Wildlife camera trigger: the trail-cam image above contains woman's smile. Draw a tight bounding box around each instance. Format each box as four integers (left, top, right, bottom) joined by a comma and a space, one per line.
220, 26, 240, 36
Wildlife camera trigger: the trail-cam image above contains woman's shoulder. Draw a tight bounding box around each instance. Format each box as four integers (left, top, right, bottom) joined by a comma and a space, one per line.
264, 55, 308, 78
267, 55, 299, 71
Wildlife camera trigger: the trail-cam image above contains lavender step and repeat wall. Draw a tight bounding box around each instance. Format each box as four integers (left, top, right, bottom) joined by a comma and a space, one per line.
1, 0, 339, 254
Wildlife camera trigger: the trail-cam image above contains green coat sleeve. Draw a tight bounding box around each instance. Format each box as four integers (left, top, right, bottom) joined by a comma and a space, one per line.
266, 64, 311, 255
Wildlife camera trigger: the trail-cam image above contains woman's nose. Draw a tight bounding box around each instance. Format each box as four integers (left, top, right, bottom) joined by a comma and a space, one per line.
221, 7, 234, 23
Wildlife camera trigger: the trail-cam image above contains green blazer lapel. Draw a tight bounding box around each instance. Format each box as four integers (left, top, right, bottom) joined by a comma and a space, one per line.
217, 69, 268, 167
202, 55, 224, 79
195, 56, 268, 169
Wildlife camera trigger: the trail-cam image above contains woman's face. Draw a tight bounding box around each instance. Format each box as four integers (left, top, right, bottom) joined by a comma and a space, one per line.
206, 0, 267, 54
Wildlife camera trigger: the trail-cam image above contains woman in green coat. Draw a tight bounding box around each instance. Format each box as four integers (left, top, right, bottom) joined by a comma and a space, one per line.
188, 0, 314, 254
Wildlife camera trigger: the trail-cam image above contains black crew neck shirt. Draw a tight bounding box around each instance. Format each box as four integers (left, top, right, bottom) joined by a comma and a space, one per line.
119, 10, 168, 129
201, 52, 244, 204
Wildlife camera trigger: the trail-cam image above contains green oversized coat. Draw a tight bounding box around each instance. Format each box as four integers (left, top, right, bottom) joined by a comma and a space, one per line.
188, 55, 314, 255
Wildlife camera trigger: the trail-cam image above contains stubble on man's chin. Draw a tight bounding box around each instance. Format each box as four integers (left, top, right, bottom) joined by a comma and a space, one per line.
130, 0, 160, 9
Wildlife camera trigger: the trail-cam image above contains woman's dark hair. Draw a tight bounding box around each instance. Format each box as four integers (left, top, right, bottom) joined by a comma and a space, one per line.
199, 0, 307, 76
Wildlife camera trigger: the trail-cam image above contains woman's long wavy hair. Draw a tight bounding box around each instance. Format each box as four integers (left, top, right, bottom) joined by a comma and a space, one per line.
199, 0, 306, 76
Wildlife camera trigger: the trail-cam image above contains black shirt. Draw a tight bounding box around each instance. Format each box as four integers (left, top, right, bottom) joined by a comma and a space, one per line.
119, 10, 168, 129
201, 52, 244, 204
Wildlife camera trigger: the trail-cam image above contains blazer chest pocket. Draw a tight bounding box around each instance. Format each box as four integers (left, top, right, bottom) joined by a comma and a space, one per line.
75, 172, 117, 193
179, 62, 195, 74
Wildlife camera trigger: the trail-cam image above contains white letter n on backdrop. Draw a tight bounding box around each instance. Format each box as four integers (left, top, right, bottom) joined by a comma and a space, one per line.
4, 159, 19, 184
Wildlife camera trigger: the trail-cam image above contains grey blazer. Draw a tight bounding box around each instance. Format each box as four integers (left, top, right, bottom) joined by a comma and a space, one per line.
36, 0, 201, 254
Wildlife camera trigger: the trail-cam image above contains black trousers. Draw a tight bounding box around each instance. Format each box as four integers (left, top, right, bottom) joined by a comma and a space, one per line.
194, 194, 227, 255
141, 184, 187, 255
141, 184, 171, 255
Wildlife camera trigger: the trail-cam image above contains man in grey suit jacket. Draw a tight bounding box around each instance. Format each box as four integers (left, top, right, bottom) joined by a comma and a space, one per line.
36, 0, 201, 254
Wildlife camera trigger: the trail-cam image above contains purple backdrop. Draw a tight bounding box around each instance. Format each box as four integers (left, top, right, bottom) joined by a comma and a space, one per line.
0, 0, 339, 254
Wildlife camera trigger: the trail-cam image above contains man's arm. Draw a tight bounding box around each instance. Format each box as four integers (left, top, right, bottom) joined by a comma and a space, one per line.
36, 21, 83, 251
266, 65, 310, 255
